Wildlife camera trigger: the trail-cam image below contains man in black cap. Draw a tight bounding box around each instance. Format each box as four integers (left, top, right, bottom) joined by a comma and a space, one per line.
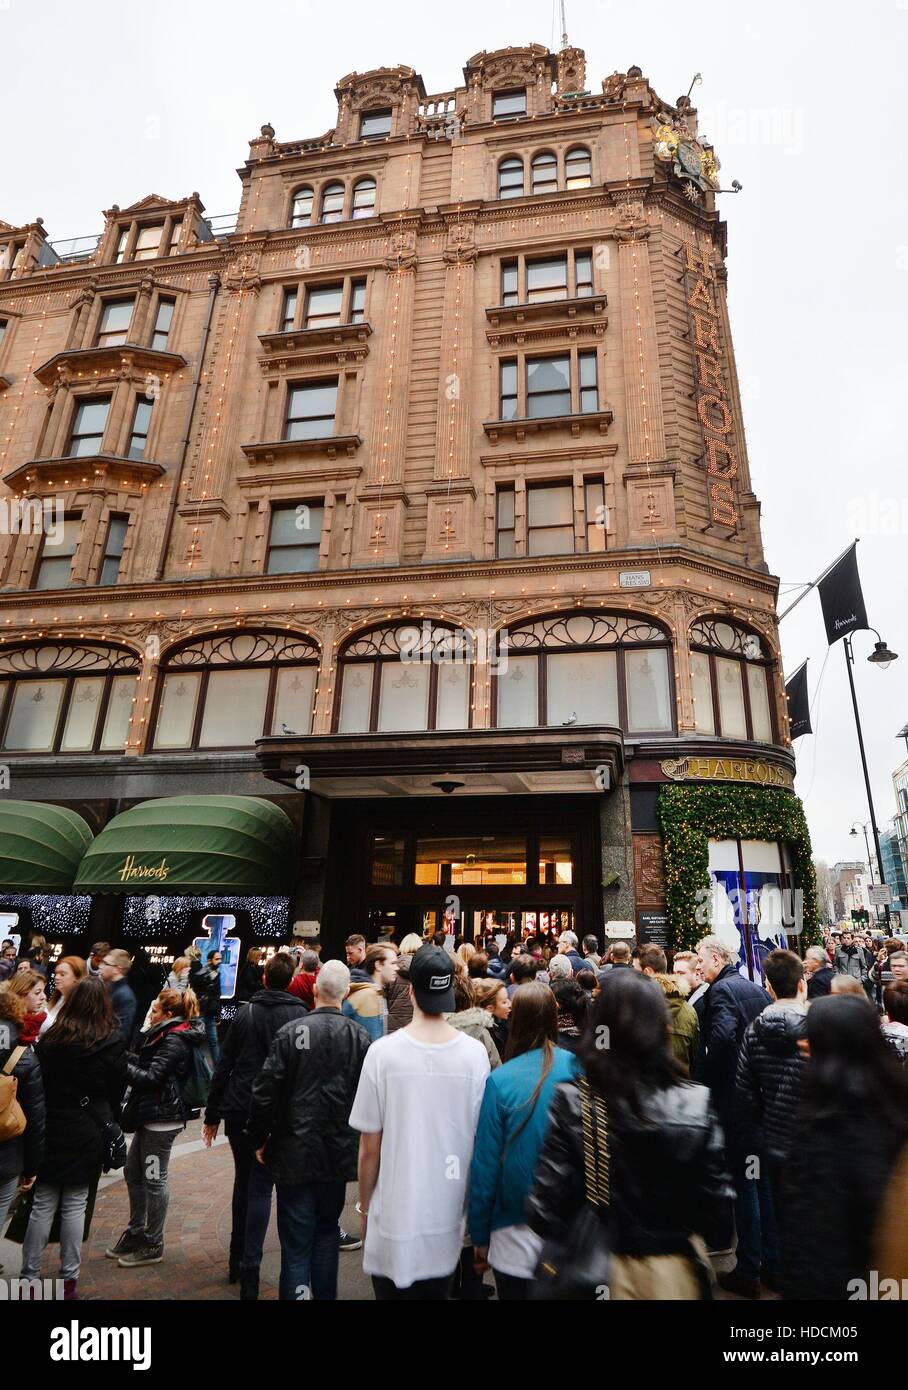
349, 943, 490, 1300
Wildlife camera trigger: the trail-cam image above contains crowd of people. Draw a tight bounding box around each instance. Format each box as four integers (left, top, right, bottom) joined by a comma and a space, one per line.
1, 919, 907, 1302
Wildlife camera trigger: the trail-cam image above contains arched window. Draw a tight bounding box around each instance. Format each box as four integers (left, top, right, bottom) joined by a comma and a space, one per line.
0, 642, 140, 754
152, 630, 319, 751
351, 178, 376, 219
290, 187, 314, 228
336, 623, 473, 733
498, 157, 524, 200
319, 183, 345, 224
688, 619, 776, 743
531, 151, 558, 195
495, 612, 674, 733
565, 146, 592, 188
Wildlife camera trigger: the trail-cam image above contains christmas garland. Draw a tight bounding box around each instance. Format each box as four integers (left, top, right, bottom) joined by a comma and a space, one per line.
657, 783, 820, 953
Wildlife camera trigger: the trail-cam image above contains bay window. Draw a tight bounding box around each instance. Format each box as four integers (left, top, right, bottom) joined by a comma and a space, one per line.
689, 619, 777, 744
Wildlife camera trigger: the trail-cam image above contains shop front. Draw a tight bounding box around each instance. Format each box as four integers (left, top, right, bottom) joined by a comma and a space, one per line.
0, 799, 96, 960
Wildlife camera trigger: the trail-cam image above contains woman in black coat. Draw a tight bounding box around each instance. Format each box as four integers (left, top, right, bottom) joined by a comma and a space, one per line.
780, 996, 908, 1299
106, 987, 205, 1267
20, 977, 126, 1296
0, 985, 46, 1225
235, 948, 265, 1004
526, 970, 735, 1299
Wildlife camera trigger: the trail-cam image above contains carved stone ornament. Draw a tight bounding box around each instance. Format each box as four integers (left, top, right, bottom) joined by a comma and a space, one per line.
650, 110, 721, 194
224, 251, 262, 290
443, 221, 477, 265
480, 55, 537, 90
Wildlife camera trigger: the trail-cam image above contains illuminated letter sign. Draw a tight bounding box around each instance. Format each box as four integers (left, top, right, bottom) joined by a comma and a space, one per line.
682, 242, 740, 531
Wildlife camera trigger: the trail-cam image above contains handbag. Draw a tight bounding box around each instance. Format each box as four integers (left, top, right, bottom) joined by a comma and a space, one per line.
0, 1046, 27, 1143
83, 1096, 128, 1172
531, 1074, 614, 1300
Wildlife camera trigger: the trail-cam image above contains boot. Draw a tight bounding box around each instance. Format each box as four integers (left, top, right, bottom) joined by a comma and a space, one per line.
63, 1279, 78, 1301
239, 1266, 260, 1301
228, 1254, 241, 1284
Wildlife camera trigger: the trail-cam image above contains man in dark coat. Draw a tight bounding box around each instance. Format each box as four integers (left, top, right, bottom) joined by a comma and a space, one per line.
202, 952, 308, 1298
804, 945, 835, 999
247, 959, 371, 1302
98, 949, 137, 1041
696, 934, 772, 1299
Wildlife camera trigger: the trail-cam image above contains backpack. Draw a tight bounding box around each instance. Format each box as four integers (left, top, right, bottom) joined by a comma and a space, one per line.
0, 1046, 28, 1143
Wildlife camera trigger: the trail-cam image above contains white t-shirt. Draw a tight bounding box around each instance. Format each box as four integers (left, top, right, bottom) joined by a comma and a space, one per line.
489, 1223, 543, 1281
349, 1027, 490, 1289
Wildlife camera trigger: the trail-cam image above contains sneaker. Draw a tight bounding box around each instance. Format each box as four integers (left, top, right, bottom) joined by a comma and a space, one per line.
106, 1229, 146, 1260
339, 1229, 362, 1252
717, 1268, 761, 1300
117, 1243, 164, 1268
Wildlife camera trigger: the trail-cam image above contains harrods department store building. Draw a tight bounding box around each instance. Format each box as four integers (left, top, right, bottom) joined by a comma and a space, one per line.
0, 42, 811, 977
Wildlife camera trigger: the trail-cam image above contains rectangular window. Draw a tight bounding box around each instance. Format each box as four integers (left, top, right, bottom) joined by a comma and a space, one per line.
497, 654, 539, 728
285, 379, 338, 440
99, 514, 129, 585
281, 288, 298, 333
492, 89, 526, 119
128, 397, 154, 460
540, 835, 574, 885
501, 260, 518, 307
60, 676, 105, 752
377, 662, 430, 732
526, 255, 568, 302
575, 249, 593, 297
436, 664, 470, 730
114, 229, 130, 264
349, 279, 366, 323
499, 359, 518, 420
0, 318, 7, 346
360, 108, 392, 139
527, 482, 574, 555
585, 476, 605, 552
716, 656, 748, 738
68, 397, 110, 456
3, 679, 66, 750
579, 351, 599, 413
690, 651, 715, 734
99, 673, 136, 751
96, 299, 134, 347
338, 663, 374, 733
625, 648, 672, 732
526, 354, 571, 419
547, 650, 619, 726
270, 666, 316, 736
151, 298, 175, 351
33, 515, 81, 590
371, 837, 405, 887
496, 485, 516, 558
305, 284, 343, 329
746, 664, 773, 742
415, 835, 527, 886
167, 219, 183, 255
133, 224, 164, 261
153, 671, 201, 749
266, 502, 324, 574
198, 669, 270, 747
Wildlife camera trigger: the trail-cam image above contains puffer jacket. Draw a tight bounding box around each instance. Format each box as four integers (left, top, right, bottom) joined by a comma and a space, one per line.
205, 988, 309, 1126
0, 1022, 46, 1179
34, 1032, 127, 1186
121, 1016, 206, 1131
342, 979, 387, 1043
657, 974, 700, 1074
385, 972, 413, 1033
526, 1077, 735, 1259
446, 1007, 501, 1069
734, 1000, 807, 1162
247, 1008, 371, 1183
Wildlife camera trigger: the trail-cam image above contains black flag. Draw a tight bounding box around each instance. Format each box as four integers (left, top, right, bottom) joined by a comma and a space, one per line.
817, 543, 868, 645
785, 661, 812, 739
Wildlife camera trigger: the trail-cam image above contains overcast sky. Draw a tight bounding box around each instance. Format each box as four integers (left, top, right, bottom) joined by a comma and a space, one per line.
3, 0, 906, 867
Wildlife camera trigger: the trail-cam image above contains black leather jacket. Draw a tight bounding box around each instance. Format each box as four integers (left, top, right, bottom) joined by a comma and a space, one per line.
526, 1077, 735, 1257
205, 988, 309, 1126
247, 1007, 371, 1184
122, 1017, 205, 1131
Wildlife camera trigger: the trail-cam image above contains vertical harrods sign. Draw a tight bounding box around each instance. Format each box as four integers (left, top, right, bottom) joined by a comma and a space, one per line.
681, 242, 740, 530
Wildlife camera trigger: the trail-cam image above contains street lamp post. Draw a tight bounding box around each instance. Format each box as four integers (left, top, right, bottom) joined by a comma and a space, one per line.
850, 821, 877, 926
844, 629, 899, 929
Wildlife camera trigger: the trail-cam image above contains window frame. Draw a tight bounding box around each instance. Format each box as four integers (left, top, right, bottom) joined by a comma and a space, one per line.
98, 513, 129, 586
498, 346, 600, 421
290, 186, 314, 228
95, 297, 136, 348
531, 150, 559, 196
127, 395, 154, 461
32, 512, 82, 591
334, 623, 475, 735
284, 377, 340, 441
359, 108, 393, 140
492, 612, 676, 735
492, 89, 527, 120
0, 643, 139, 755
497, 156, 525, 200
265, 500, 325, 575
496, 247, 596, 308
66, 394, 112, 457
150, 631, 320, 752
689, 622, 779, 744
150, 296, 176, 351
319, 182, 346, 224
278, 275, 368, 334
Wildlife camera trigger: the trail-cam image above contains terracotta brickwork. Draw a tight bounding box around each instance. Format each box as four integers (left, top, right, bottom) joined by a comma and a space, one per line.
0, 45, 791, 757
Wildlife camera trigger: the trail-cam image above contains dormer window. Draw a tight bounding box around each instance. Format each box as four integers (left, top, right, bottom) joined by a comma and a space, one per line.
133, 224, 165, 261
359, 108, 392, 139
492, 89, 526, 120
112, 216, 183, 265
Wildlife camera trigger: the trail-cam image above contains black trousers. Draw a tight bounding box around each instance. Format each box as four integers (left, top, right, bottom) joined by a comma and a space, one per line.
493, 1269, 534, 1300
371, 1272, 455, 1301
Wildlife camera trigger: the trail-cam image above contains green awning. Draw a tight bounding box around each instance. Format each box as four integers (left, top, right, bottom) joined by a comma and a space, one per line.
73, 795, 296, 896
0, 800, 95, 893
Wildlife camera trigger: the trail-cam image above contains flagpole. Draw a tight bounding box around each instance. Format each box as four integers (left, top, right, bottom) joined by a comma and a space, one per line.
777, 539, 859, 623
843, 635, 890, 928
